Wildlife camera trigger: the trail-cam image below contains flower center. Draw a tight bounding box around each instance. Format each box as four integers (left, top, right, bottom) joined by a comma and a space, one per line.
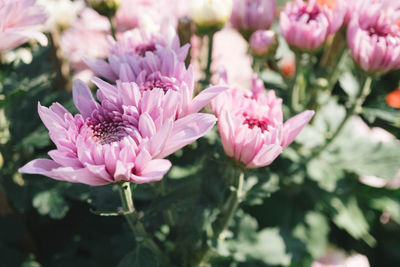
89, 120, 128, 145
135, 43, 156, 57
296, 5, 321, 23
243, 113, 271, 132
140, 79, 177, 93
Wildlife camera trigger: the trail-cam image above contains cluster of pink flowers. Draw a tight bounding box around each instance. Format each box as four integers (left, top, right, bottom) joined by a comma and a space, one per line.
0, 0, 48, 52
20, 26, 227, 185
211, 76, 314, 168
280, 0, 346, 51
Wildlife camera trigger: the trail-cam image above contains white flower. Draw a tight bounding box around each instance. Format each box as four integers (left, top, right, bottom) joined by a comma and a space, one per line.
190, 0, 233, 27
38, 0, 85, 32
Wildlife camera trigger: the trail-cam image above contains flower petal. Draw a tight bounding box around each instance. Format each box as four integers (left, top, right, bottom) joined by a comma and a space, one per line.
281, 110, 314, 147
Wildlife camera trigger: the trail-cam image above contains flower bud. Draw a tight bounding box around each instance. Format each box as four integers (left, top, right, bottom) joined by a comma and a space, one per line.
386, 87, 400, 108
87, 0, 121, 18
230, 0, 276, 39
190, 0, 233, 34
249, 30, 278, 57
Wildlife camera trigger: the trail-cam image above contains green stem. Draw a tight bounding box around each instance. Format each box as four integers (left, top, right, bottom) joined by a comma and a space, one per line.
108, 17, 116, 39
289, 53, 302, 114
118, 182, 168, 264
195, 168, 245, 266
270, 59, 290, 87
203, 32, 215, 85
308, 76, 373, 160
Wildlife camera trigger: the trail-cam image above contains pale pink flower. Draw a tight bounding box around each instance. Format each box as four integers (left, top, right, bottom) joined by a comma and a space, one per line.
230, 0, 276, 37
211, 76, 314, 168
280, 0, 346, 51
19, 79, 218, 185
249, 30, 278, 57
115, 0, 189, 32
312, 247, 370, 267
346, 2, 400, 74
0, 0, 48, 52
211, 28, 253, 89
60, 8, 111, 81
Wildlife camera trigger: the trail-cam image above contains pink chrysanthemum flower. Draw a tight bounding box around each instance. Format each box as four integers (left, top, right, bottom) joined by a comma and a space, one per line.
211, 76, 314, 168
249, 30, 278, 57
347, 2, 400, 74
60, 8, 111, 81
86, 35, 226, 119
0, 0, 48, 52
279, 0, 346, 51
230, 0, 276, 37
19, 79, 219, 185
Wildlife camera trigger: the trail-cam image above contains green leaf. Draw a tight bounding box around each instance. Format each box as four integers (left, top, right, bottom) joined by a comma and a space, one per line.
226, 214, 292, 266
370, 197, 400, 225
117, 246, 158, 267
293, 212, 329, 258
331, 197, 375, 246
32, 190, 69, 219
339, 71, 360, 98
307, 158, 345, 192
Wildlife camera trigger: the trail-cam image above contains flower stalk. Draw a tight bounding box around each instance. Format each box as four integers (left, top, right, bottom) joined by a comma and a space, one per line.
118, 182, 169, 264
203, 32, 215, 86
308, 76, 373, 160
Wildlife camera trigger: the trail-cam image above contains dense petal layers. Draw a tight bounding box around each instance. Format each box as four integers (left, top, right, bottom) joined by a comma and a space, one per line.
212, 76, 314, 168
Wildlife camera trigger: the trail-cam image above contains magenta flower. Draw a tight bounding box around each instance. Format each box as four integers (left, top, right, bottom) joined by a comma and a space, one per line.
60, 8, 111, 81
211, 76, 314, 168
279, 0, 346, 51
0, 0, 48, 52
230, 0, 276, 37
347, 3, 400, 74
249, 30, 278, 57
19, 79, 219, 185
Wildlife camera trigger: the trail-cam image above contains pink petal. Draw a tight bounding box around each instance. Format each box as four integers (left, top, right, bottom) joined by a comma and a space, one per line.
246, 143, 283, 168
131, 159, 171, 184
83, 57, 118, 82
281, 110, 314, 147
72, 79, 99, 118
189, 85, 229, 114
158, 113, 217, 158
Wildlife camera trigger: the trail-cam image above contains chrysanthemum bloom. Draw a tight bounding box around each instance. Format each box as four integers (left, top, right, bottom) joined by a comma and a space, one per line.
312, 247, 370, 267
211, 76, 314, 168
38, 0, 84, 32
347, 3, 400, 74
0, 0, 48, 52
279, 0, 346, 51
86, 37, 226, 119
190, 0, 233, 29
19, 79, 220, 185
249, 30, 278, 57
111, 25, 190, 62
60, 8, 111, 81
230, 0, 276, 38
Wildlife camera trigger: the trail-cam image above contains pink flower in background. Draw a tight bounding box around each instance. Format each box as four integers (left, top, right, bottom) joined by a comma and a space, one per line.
312, 247, 370, 267
60, 8, 111, 81
0, 0, 48, 52
211, 76, 314, 168
19, 79, 219, 185
115, 0, 189, 32
280, 0, 346, 51
249, 30, 278, 57
230, 0, 276, 37
346, 2, 400, 74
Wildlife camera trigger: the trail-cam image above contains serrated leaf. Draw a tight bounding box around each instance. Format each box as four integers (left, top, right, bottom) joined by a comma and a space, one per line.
339, 71, 360, 97
32, 190, 69, 219
331, 197, 375, 246
307, 158, 345, 192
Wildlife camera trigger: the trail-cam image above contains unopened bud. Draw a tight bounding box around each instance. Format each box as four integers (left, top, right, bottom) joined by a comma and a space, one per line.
249, 30, 278, 57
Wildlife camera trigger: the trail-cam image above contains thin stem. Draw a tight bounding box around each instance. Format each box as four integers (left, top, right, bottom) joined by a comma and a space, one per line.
195, 168, 245, 266
289, 53, 302, 114
203, 32, 214, 85
270, 58, 290, 87
108, 17, 116, 39
308, 76, 373, 160
118, 182, 169, 264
